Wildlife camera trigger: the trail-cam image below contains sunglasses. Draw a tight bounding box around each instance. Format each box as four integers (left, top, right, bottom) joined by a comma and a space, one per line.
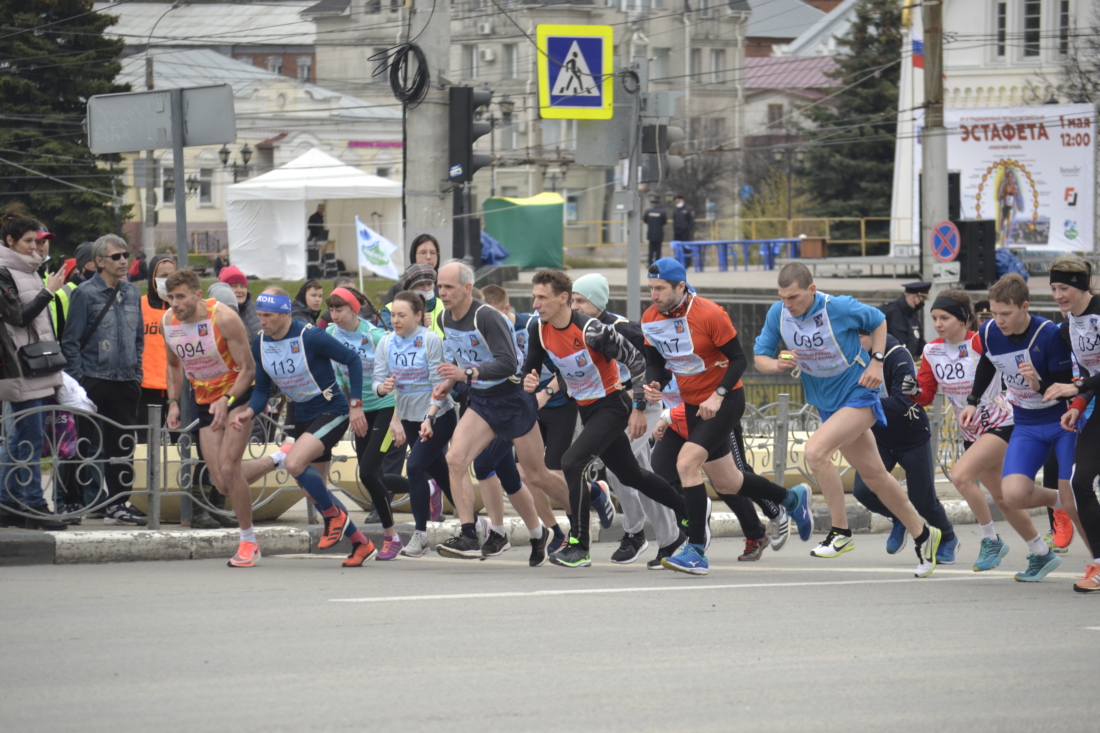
103, 252, 128, 262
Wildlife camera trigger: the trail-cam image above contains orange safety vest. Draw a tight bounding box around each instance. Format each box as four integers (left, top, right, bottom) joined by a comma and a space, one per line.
141, 295, 169, 391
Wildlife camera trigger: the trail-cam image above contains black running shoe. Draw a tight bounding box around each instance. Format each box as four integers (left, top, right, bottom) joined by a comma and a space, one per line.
549, 540, 591, 568
647, 530, 688, 569
481, 529, 511, 557
529, 528, 550, 567
436, 533, 482, 559
610, 531, 649, 564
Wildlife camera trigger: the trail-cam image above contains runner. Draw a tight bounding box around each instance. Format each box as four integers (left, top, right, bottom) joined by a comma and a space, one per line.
959, 273, 1074, 582
642, 259, 810, 576
907, 289, 1029, 572
325, 286, 402, 560
754, 262, 943, 577
162, 270, 258, 567
432, 261, 560, 563
229, 287, 376, 568
520, 269, 688, 568
1042, 256, 1100, 592
373, 291, 456, 558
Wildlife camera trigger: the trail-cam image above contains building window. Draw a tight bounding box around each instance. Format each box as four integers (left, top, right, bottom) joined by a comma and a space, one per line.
376, 167, 390, 178
503, 44, 518, 79
199, 168, 213, 205
688, 117, 702, 150
707, 117, 725, 146
502, 122, 517, 150
266, 55, 284, 75
690, 48, 701, 83
710, 49, 725, 83
652, 47, 670, 80
462, 45, 478, 79
565, 120, 577, 150
162, 167, 174, 205
697, 0, 711, 17
1023, 0, 1041, 57
297, 56, 312, 81
366, 0, 381, 12
767, 104, 785, 129
1059, 1, 1071, 55
502, 186, 519, 198
995, 2, 1007, 57
237, 55, 253, 67
566, 194, 580, 222
542, 119, 562, 151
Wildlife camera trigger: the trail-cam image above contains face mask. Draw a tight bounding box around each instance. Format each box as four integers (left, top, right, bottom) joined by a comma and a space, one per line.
676, 202, 684, 208
40, 254, 50, 265
155, 277, 169, 299
418, 289, 436, 302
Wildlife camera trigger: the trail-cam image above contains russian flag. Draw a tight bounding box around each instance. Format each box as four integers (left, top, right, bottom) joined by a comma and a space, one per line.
913, 36, 924, 68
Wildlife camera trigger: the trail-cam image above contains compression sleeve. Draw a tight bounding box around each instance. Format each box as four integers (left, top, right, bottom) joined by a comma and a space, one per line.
520, 319, 548, 378
716, 334, 747, 392
645, 344, 669, 387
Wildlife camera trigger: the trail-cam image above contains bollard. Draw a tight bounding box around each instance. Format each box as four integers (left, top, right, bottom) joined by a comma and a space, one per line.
774, 394, 789, 487
146, 404, 162, 530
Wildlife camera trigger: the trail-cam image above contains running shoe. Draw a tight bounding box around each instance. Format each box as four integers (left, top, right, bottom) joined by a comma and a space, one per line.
590, 480, 616, 529
376, 535, 403, 561
1073, 563, 1100, 593
914, 526, 942, 578
548, 526, 567, 554
436, 533, 482, 559
1014, 550, 1062, 582
481, 529, 511, 557
738, 536, 770, 562
610, 531, 649, 564
703, 496, 713, 552
318, 507, 350, 550
648, 530, 687, 569
1044, 532, 1069, 555
811, 530, 854, 558
227, 541, 260, 568
429, 479, 443, 522
886, 519, 907, 554
791, 483, 813, 541
401, 530, 431, 558
550, 538, 591, 568
529, 528, 550, 567
342, 540, 378, 567
661, 543, 708, 576
1052, 509, 1074, 549
271, 443, 292, 470
477, 517, 491, 544
936, 535, 959, 565
103, 504, 147, 526
973, 535, 1009, 572
770, 506, 790, 551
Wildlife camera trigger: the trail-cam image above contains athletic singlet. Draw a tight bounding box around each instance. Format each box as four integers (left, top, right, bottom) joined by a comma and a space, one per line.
329, 322, 378, 386
921, 332, 1013, 442
260, 326, 324, 403
981, 319, 1050, 412
442, 304, 509, 389
1067, 310, 1100, 375
539, 315, 622, 405
163, 299, 240, 405
383, 329, 433, 395
642, 295, 738, 406
779, 294, 860, 378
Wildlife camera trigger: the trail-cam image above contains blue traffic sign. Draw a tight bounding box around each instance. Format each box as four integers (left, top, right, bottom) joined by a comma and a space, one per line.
931, 221, 960, 262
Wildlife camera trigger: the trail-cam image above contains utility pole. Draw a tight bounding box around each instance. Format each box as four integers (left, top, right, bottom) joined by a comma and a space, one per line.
143, 56, 157, 258
921, 0, 947, 339
623, 57, 647, 322
403, 0, 452, 264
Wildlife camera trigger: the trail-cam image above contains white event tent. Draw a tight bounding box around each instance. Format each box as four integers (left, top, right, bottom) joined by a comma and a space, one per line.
226, 148, 403, 280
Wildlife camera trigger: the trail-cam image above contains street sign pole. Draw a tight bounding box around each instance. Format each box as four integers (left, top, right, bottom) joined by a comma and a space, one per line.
170, 88, 189, 270
625, 57, 647, 322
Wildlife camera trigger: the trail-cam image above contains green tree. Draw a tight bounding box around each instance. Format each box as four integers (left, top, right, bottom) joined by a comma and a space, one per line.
799, 0, 901, 219
0, 0, 130, 254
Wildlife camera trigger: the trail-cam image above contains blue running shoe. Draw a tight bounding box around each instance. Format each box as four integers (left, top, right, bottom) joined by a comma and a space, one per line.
886, 519, 907, 554
973, 535, 1009, 572
936, 535, 959, 564
548, 526, 567, 555
590, 480, 616, 529
661, 544, 709, 576
1014, 550, 1062, 582
791, 483, 813, 541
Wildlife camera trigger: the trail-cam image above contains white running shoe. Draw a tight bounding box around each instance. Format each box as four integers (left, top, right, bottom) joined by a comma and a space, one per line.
810, 530, 855, 558
704, 496, 713, 552
401, 530, 431, 558
770, 506, 790, 551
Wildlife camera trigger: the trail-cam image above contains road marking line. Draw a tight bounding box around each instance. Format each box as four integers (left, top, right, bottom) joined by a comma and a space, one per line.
330, 575, 989, 603
1085, 627, 1100, 631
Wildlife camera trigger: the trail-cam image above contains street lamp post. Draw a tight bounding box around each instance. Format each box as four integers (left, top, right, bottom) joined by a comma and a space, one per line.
219, 144, 253, 183
480, 87, 514, 197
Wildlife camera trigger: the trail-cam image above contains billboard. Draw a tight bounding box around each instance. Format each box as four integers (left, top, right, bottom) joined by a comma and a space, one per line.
914, 103, 1095, 252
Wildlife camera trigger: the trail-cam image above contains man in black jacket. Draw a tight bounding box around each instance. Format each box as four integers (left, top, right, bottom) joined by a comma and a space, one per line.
643, 197, 667, 265
671, 195, 696, 267
852, 331, 957, 562
881, 281, 930, 359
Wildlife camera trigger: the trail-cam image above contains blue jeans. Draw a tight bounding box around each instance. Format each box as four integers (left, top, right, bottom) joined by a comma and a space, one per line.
853, 440, 954, 536
0, 398, 48, 507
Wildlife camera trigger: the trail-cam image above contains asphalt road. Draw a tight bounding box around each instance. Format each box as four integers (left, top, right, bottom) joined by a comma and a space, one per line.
1, 523, 1095, 733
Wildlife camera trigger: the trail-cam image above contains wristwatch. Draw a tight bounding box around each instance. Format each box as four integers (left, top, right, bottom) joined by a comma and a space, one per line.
871, 352, 885, 362
464, 367, 476, 380
716, 386, 729, 397
349, 398, 362, 408
545, 385, 556, 396
633, 399, 647, 410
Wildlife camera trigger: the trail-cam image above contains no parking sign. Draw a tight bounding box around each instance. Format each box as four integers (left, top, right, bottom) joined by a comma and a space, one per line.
931, 221, 960, 262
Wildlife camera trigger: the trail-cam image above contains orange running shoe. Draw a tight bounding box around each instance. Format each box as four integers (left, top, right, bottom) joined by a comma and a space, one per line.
1074, 563, 1100, 593
1052, 508, 1074, 549
318, 507, 349, 549
342, 540, 378, 567
227, 541, 260, 568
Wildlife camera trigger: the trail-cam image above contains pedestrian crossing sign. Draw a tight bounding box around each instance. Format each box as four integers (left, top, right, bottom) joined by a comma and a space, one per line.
536, 25, 614, 120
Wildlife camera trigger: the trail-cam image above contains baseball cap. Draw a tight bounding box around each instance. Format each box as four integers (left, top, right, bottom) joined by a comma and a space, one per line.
647, 257, 695, 293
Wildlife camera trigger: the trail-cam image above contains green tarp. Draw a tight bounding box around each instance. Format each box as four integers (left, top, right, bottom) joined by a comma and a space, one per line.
482, 192, 564, 269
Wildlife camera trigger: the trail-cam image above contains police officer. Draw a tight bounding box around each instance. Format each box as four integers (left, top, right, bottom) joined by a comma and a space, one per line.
882, 281, 930, 360
643, 196, 667, 265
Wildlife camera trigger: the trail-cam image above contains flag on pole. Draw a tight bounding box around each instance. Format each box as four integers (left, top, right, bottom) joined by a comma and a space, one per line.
912, 36, 924, 68
356, 216, 399, 280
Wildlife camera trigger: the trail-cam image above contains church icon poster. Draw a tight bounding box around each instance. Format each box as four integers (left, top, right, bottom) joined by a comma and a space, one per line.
536, 25, 613, 120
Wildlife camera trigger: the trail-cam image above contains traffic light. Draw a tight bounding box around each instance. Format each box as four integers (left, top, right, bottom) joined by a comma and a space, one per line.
639, 123, 685, 183
449, 86, 493, 183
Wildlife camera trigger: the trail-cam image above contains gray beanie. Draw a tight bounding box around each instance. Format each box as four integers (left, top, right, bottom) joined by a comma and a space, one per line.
572, 273, 609, 312
207, 282, 239, 310
74, 241, 95, 273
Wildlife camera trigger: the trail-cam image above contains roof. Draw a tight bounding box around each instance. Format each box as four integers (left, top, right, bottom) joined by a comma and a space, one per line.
302, 0, 350, 16
227, 148, 402, 202
747, 0, 825, 39
93, 2, 317, 47
743, 56, 838, 89
115, 48, 400, 119
777, 0, 859, 56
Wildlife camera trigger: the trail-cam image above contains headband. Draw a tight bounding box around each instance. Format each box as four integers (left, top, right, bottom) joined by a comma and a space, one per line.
1050, 268, 1091, 291
929, 295, 971, 325
255, 293, 292, 313
331, 287, 361, 312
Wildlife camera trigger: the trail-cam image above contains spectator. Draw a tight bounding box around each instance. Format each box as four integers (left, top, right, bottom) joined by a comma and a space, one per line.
382, 233, 440, 306
128, 251, 148, 282
61, 234, 146, 526
672, 194, 696, 266
71, 242, 97, 285
380, 263, 443, 334
0, 209, 67, 530
308, 203, 326, 242
138, 254, 177, 417
218, 265, 260, 336
643, 196, 668, 265
213, 255, 225, 278
292, 279, 323, 325
881, 281, 930, 360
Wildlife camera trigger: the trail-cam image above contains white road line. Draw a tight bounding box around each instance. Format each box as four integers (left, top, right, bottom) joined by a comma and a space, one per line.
1085, 627, 1100, 631
330, 575, 989, 603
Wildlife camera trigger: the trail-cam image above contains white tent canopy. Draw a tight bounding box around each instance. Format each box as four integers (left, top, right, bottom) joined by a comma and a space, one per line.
226, 148, 403, 281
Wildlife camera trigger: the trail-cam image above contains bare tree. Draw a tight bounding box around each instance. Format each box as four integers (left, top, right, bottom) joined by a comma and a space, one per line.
660, 150, 738, 217
1058, 6, 1100, 103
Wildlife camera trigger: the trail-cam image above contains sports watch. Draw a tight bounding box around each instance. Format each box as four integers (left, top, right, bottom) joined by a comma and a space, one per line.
716, 386, 729, 397
464, 367, 476, 380
349, 398, 362, 408
871, 352, 885, 362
